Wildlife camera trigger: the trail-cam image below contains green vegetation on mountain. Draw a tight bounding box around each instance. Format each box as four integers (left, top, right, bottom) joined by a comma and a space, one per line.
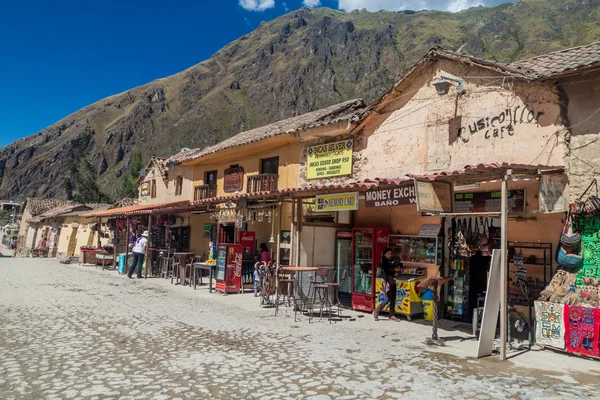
2, 0, 600, 200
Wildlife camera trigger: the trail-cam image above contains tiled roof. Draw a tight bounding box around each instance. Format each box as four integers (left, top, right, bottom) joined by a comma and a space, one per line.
23, 198, 75, 216
136, 157, 169, 184
510, 41, 600, 79
189, 163, 563, 205
82, 200, 189, 217
28, 203, 112, 222
170, 99, 367, 164
111, 198, 139, 208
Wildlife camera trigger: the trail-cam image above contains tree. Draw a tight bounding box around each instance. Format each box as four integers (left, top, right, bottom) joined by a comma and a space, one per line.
119, 151, 143, 199
63, 128, 113, 204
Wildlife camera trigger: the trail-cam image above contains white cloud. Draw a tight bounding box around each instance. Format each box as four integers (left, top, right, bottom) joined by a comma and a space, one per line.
283, 2, 290, 11
303, 0, 322, 7
337, 0, 505, 12
239, 0, 275, 11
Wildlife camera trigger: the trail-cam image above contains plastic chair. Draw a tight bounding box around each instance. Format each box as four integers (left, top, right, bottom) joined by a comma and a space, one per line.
171, 256, 181, 284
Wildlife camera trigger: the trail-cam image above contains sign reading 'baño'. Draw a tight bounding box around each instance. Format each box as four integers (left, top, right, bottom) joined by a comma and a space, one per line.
306, 140, 353, 179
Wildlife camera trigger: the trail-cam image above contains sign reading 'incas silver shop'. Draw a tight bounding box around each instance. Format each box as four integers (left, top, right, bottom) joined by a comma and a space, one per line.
365, 185, 417, 208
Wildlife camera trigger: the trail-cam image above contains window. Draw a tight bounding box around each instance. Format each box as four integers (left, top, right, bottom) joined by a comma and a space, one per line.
175, 176, 183, 196
151, 179, 157, 199
205, 170, 218, 185
261, 157, 279, 175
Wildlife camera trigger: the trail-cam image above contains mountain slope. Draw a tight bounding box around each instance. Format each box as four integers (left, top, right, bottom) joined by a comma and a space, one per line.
2, 0, 600, 201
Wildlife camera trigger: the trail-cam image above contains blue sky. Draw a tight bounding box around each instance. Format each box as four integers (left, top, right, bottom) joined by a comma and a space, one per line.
0, 0, 510, 148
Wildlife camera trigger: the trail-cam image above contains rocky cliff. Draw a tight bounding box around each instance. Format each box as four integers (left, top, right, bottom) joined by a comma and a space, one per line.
2, 0, 600, 200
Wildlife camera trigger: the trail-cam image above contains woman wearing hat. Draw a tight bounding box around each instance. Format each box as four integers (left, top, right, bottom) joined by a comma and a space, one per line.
128, 231, 148, 279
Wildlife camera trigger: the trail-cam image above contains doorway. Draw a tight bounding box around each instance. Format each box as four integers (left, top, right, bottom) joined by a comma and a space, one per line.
220, 224, 235, 244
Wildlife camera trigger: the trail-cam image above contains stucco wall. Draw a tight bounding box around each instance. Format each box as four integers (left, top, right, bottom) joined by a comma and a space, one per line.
354, 60, 566, 181
138, 164, 194, 205
191, 141, 301, 197
561, 69, 600, 200
298, 60, 567, 189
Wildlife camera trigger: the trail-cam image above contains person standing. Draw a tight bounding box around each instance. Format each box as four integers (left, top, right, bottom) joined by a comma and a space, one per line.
259, 243, 271, 264
373, 248, 402, 322
253, 263, 262, 297
128, 231, 148, 279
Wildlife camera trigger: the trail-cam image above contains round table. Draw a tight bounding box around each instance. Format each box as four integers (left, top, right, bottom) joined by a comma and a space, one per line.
281, 266, 319, 321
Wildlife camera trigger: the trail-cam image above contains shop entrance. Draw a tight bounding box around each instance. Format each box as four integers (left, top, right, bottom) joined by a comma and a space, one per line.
446, 217, 500, 324
220, 224, 236, 244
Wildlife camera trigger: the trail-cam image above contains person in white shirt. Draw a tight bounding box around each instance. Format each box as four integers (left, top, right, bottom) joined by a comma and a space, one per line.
128, 231, 148, 279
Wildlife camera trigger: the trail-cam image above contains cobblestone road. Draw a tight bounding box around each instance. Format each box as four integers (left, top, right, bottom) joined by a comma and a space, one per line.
1, 258, 600, 399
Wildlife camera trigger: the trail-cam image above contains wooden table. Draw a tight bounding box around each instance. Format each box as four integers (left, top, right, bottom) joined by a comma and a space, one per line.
96, 253, 115, 270
281, 266, 319, 321
173, 252, 194, 285
193, 263, 215, 292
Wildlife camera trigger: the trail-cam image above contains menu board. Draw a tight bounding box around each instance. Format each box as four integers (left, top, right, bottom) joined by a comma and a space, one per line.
216, 244, 227, 281
454, 190, 525, 213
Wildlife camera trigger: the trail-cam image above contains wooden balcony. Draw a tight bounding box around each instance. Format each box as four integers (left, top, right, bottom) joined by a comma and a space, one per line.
194, 184, 217, 201
247, 174, 278, 193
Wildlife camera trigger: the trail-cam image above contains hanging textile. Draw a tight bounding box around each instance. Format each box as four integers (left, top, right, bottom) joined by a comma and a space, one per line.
564, 305, 600, 357
535, 301, 566, 349
577, 216, 600, 286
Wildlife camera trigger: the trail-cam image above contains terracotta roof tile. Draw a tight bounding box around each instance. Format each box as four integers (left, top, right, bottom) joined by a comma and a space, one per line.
509, 41, 600, 79
170, 99, 367, 164
24, 198, 75, 216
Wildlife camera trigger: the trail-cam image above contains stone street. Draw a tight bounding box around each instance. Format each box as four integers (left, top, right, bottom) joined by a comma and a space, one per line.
1, 258, 600, 400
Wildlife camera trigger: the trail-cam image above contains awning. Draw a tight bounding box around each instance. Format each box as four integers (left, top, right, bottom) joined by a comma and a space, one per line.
125, 201, 194, 216
82, 201, 190, 218
190, 163, 564, 205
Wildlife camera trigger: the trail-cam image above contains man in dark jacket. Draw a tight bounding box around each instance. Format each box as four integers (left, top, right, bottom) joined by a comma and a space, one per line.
374, 248, 402, 322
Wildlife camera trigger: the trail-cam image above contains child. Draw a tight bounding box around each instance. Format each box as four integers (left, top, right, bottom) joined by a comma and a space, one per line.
253, 263, 262, 297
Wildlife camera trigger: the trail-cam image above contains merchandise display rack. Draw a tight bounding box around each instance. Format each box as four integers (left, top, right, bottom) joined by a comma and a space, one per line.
507, 241, 553, 348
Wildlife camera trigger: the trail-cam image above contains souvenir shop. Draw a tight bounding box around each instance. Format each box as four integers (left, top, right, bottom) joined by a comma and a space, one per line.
443, 176, 565, 349
534, 179, 600, 359
190, 196, 289, 294
127, 210, 191, 276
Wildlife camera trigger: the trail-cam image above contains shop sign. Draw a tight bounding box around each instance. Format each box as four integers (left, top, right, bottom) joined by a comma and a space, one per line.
365, 185, 416, 208
454, 190, 526, 213
414, 180, 453, 213
539, 174, 569, 214
418, 224, 441, 237
203, 223, 213, 238
306, 139, 353, 180
224, 167, 244, 192
336, 230, 352, 239
140, 181, 151, 197
314, 192, 358, 212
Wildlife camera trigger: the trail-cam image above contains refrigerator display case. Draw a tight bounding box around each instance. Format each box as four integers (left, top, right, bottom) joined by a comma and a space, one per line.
388, 235, 440, 266
351, 228, 390, 312
215, 243, 243, 294
335, 231, 353, 307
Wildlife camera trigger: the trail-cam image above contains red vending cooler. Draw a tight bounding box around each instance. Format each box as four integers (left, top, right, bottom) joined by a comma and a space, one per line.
351, 228, 390, 312
215, 243, 243, 294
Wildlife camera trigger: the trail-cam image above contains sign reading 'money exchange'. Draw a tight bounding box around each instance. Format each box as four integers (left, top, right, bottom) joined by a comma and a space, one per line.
307, 140, 353, 179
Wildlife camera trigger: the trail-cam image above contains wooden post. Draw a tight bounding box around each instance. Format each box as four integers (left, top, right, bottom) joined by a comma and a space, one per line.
500, 171, 510, 360
125, 216, 130, 275
112, 221, 118, 270
290, 199, 296, 266
276, 202, 282, 264
145, 214, 152, 279
296, 197, 303, 266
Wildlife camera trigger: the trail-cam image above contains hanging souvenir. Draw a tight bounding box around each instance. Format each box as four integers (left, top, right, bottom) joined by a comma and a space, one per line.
564, 305, 600, 357
535, 301, 565, 349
